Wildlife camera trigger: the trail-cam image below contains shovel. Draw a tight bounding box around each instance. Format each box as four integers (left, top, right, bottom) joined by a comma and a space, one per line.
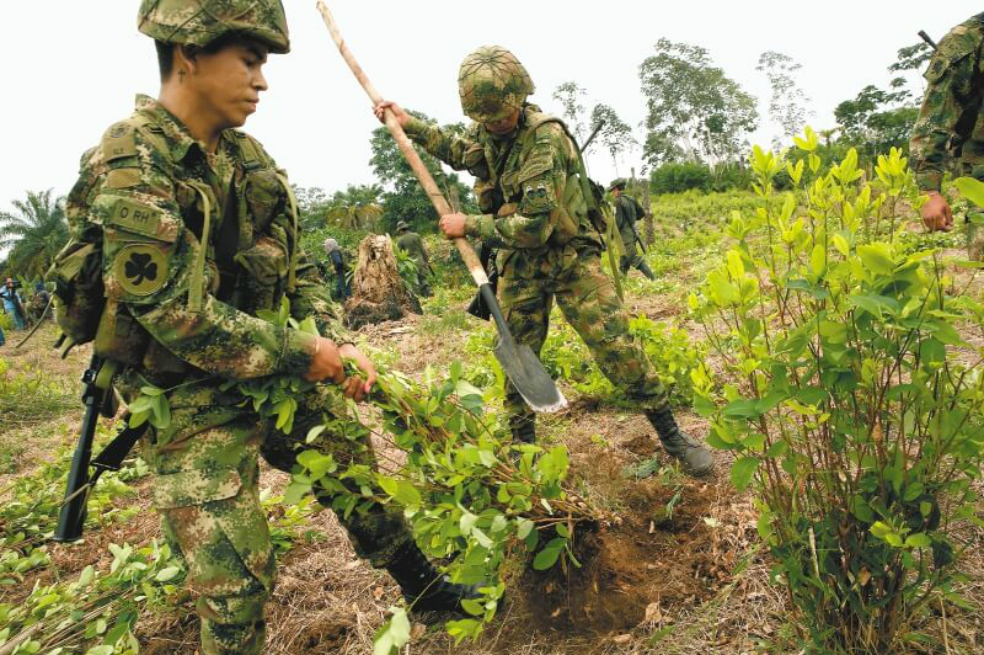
316, 2, 566, 414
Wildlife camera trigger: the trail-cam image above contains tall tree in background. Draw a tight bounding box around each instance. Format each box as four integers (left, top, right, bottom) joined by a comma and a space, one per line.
0, 189, 68, 278
834, 41, 932, 155
590, 104, 637, 174
370, 111, 474, 233
757, 51, 812, 149
552, 81, 589, 142
639, 39, 758, 166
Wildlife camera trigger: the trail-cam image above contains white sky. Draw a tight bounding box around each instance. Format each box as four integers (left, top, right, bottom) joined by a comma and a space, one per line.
1, 1, 980, 218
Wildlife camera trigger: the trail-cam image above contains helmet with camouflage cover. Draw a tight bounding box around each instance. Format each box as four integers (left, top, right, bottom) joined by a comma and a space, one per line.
608, 178, 627, 192
137, 0, 290, 54
396, 221, 410, 232
458, 45, 534, 123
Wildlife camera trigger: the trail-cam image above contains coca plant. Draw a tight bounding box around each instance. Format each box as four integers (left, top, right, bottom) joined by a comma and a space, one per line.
228, 303, 603, 652
132, 302, 604, 653
689, 129, 984, 652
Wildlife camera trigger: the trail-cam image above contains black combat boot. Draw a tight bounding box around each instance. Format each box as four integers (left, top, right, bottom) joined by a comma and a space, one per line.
510, 422, 536, 445
386, 542, 481, 613
508, 419, 536, 464
645, 408, 714, 477
638, 261, 656, 281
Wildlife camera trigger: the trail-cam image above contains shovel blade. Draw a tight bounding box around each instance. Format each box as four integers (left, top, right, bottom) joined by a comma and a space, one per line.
495, 338, 567, 413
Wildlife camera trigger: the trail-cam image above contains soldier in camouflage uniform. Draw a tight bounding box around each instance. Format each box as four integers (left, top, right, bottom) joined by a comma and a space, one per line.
609, 179, 655, 280
58, 2, 474, 653
395, 220, 433, 296
910, 12, 984, 257
374, 46, 713, 477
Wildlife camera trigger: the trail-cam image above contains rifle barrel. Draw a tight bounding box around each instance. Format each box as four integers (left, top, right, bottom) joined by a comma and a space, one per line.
918, 30, 938, 51
581, 120, 606, 153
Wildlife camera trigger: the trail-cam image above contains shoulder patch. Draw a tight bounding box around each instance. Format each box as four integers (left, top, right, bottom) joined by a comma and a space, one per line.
107, 197, 164, 239
102, 122, 138, 162
106, 168, 142, 190
520, 178, 557, 215
114, 243, 169, 297
517, 145, 555, 184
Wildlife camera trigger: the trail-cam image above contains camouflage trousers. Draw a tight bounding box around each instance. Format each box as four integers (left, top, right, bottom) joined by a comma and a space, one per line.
618, 232, 647, 275
497, 249, 670, 441
122, 376, 412, 655
414, 269, 433, 298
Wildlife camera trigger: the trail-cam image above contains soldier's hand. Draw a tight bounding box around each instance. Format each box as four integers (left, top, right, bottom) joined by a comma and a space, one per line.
303, 336, 346, 384
439, 213, 467, 239
338, 343, 377, 402
921, 192, 954, 232
374, 101, 410, 128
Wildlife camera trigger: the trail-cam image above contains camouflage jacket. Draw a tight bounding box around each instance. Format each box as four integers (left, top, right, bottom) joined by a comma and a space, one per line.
614, 194, 644, 241
911, 13, 984, 192
66, 95, 347, 383
395, 231, 429, 267
404, 104, 599, 271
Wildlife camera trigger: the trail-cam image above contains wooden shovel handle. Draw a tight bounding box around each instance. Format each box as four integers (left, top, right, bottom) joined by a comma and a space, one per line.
316, 1, 489, 286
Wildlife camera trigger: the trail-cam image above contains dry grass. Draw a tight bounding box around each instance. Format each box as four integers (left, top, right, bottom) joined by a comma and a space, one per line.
3, 240, 984, 654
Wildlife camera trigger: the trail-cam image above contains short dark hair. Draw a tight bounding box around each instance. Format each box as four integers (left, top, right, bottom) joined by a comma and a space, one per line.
155, 40, 175, 81
155, 33, 257, 82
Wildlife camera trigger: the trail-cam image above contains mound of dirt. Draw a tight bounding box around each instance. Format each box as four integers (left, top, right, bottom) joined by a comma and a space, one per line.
293, 614, 355, 651
513, 478, 726, 638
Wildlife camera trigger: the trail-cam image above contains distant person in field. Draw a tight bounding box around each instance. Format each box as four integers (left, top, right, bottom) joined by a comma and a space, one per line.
911, 13, 984, 258
322, 237, 351, 300
374, 46, 713, 477
395, 220, 433, 297
0, 278, 26, 330
27, 281, 51, 324
609, 179, 655, 280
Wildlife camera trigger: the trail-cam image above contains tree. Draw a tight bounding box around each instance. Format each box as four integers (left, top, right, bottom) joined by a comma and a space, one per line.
639, 39, 759, 166
0, 189, 69, 278
589, 104, 637, 173
888, 41, 934, 97
757, 51, 811, 148
833, 41, 932, 156
370, 111, 474, 234
552, 81, 589, 143
323, 184, 384, 231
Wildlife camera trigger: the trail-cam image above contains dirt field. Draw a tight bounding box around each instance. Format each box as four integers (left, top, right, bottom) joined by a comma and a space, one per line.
3, 239, 983, 654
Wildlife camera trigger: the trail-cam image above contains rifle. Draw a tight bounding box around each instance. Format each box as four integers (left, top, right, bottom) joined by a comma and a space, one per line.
581, 120, 605, 154
627, 214, 648, 254
918, 30, 938, 52
466, 243, 498, 320
54, 356, 146, 542
625, 195, 648, 254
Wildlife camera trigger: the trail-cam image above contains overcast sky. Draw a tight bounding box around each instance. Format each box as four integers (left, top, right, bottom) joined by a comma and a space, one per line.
1, 1, 980, 218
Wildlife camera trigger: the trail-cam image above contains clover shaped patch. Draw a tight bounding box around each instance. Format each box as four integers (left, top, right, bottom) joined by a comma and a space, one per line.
115, 243, 168, 297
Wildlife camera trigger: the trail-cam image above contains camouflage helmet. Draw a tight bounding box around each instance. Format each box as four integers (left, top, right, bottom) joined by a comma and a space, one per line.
137, 0, 290, 54
458, 46, 534, 123
396, 221, 410, 232
608, 178, 627, 192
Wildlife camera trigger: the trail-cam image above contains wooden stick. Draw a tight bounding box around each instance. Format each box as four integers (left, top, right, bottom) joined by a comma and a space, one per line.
316, 1, 488, 286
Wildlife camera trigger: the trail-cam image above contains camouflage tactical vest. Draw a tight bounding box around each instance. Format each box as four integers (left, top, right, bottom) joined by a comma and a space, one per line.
50, 109, 299, 374
471, 108, 592, 248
